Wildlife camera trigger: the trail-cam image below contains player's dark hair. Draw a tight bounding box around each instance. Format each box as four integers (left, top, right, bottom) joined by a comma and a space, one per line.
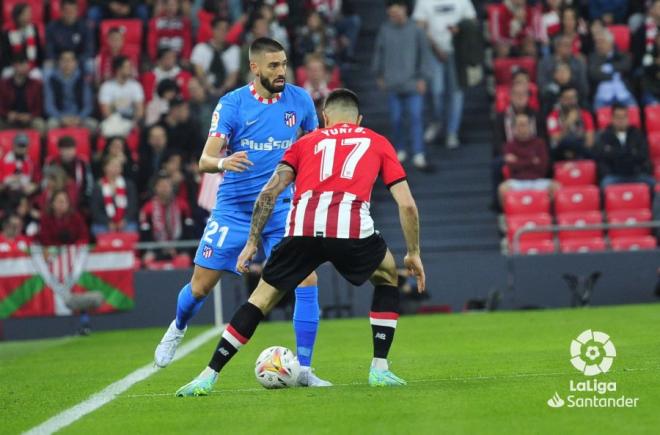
324, 88, 360, 113
249, 37, 285, 58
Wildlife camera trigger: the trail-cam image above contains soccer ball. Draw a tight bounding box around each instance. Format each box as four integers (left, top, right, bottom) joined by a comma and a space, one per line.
254, 346, 300, 389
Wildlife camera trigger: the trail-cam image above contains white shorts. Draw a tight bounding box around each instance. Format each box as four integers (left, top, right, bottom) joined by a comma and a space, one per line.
506, 179, 553, 191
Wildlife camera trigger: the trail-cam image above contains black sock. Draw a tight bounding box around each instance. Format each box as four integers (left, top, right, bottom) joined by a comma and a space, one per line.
369, 285, 400, 360
208, 302, 264, 372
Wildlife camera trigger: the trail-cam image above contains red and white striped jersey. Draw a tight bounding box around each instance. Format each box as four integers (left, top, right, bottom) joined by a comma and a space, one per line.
281, 123, 406, 239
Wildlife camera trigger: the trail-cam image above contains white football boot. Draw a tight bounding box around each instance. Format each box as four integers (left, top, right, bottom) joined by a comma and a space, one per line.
297, 367, 333, 387
154, 320, 186, 368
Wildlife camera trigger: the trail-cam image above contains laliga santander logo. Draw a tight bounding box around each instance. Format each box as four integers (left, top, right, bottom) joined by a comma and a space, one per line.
570, 329, 616, 376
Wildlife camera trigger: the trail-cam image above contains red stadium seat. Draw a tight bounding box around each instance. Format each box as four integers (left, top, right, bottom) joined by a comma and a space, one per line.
95, 232, 139, 249
554, 185, 600, 214
596, 106, 641, 129
645, 105, 660, 134
506, 213, 553, 244
50, 0, 87, 20
0, 129, 42, 166
493, 57, 537, 85
99, 19, 143, 53
560, 237, 606, 253
604, 183, 651, 213
654, 162, 660, 182
46, 128, 91, 161
607, 25, 630, 52
196, 8, 214, 43
610, 235, 656, 251
553, 160, 597, 186
608, 209, 652, 238
485, 3, 503, 43
557, 211, 603, 241
648, 132, 660, 163
517, 239, 556, 255
3, 0, 44, 26
503, 190, 550, 216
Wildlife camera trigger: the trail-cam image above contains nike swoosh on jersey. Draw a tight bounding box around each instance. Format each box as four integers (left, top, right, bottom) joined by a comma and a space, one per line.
246, 119, 258, 126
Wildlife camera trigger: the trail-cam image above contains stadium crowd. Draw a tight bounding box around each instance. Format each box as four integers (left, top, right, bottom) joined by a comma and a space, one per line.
488, 0, 660, 253
0, 0, 361, 267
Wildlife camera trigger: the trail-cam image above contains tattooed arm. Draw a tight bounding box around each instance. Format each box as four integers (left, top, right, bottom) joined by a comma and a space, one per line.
236, 164, 296, 272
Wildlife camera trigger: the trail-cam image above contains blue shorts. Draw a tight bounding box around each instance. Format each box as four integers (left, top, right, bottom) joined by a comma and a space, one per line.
194, 205, 290, 275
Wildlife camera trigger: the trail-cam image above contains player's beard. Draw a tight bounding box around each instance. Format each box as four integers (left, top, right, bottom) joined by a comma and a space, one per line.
260, 74, 285, 94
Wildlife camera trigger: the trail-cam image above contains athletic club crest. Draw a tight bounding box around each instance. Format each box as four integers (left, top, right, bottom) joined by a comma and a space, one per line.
284, 111, 296, 127
202, 245, 213, 259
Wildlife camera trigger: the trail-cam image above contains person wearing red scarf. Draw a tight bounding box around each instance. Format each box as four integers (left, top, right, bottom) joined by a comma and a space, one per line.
38, 190, 89, 246
0, 133, 38, 197
0, 3, 43, 74
90, 157, 138, 236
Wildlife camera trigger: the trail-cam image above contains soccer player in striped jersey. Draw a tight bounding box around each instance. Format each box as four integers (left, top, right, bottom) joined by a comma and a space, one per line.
155, 37, 330, 388
175, 88, 425, 396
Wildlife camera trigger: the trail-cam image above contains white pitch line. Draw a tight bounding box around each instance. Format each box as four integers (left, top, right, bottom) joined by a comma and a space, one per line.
24, 326, 221, 435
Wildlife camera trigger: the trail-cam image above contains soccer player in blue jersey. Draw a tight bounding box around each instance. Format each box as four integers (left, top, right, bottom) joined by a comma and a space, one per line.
154, 37, 331, 388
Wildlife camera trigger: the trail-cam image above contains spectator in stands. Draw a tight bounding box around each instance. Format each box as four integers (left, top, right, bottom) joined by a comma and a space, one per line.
538, 34, 589, 101
413, 0, 476, 149
238, 14, 270, 83
0, 3, 43, 74
159, 152, 197, 205
595, 104, 654, 191
547, 86, 595, 161
589, 0, 629, 25
540, 62, 584, 118
373, 0, 430, 170
45, 0, 94, 72
145, 78, 179, 126
158, 96, 200, 159
47, 136, 94, 211
44, 50, 97, 130
10, 194, 39, 237
87, 0, 150, 26
641, 32, 660, 105
38, 189, 89, 245
632, 0, 660, 69
539, 0, 562, 52
494, 83, 542, 156
94, 136, 137, 180
0, 214, 31, 253
187, 77, 214, 139
302, 54, 336, 125
258, 3, 290, 54
588, 29, 636, 109
91, 156, 138, 235
190, 17, 240, 98
559, 7, 588, 57
139, 173, 194, 262
0, 54, 45, 132
147, 0, 193, 62
138, 125, 169, 195
142, 47, 192, 102
95, 26, 139, 84
490, 0, 542, 58
498, 113, 557, 204
99, 56, 145, 138
295, 11, 337, 68
0, 134, 38, 198
36, 165, 80, 215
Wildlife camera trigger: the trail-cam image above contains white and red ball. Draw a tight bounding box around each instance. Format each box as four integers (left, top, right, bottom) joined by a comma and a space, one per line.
254, 346, 300, 389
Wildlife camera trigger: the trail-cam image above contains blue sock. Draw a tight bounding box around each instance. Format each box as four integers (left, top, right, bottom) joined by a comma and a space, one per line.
175, 283, 206, 330
293, 286, 319, 367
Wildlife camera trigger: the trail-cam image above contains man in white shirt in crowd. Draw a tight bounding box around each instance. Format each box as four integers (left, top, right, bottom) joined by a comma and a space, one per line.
98, 55, 145, 137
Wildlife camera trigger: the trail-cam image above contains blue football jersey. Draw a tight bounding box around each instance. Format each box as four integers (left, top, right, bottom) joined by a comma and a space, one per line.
207, 82, 318, 212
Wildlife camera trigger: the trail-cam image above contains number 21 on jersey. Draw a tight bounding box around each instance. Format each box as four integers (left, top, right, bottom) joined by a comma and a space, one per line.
314, 137, 371, 181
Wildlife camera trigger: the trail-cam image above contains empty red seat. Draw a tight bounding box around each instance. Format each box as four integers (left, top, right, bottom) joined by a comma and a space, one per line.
507, 213, 553, 245
560, 237, 607, 253
554, 185, 600, 214
596, 106, 641, 129
493, 57, 537, 85
610, 235, 656, 251
607, 25, 630, 52
0, 129, 41, 165
99, 19, 143, 53
648, 132, 660, 163
645, 105, 660, 134
608, 209, 652, 238
553, 160, 597, 186
503, 190, 550, 216
604, 183, 651, 212
557, 211, 603, 241
46, 128, 91, 161
517, 239, 555, 255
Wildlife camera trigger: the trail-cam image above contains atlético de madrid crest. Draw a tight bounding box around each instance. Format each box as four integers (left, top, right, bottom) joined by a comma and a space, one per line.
284, 111, 296, 127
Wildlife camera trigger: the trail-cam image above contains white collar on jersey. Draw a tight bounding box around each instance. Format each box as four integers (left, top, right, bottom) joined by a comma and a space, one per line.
249, 82, 282, 105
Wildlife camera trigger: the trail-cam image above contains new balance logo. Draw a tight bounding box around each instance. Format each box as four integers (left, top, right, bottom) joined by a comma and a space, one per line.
375, 333, 387, 340
218, 347, 229, 356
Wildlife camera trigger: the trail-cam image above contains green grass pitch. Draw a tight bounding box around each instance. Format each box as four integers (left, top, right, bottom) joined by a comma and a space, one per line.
1, 303, 659, 434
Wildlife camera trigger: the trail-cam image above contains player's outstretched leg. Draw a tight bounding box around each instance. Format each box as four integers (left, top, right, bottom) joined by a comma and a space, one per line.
294, 272, 332, 387
176, 279, 285, 397
155, 266, 221, 368
367, 250, 407, 387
